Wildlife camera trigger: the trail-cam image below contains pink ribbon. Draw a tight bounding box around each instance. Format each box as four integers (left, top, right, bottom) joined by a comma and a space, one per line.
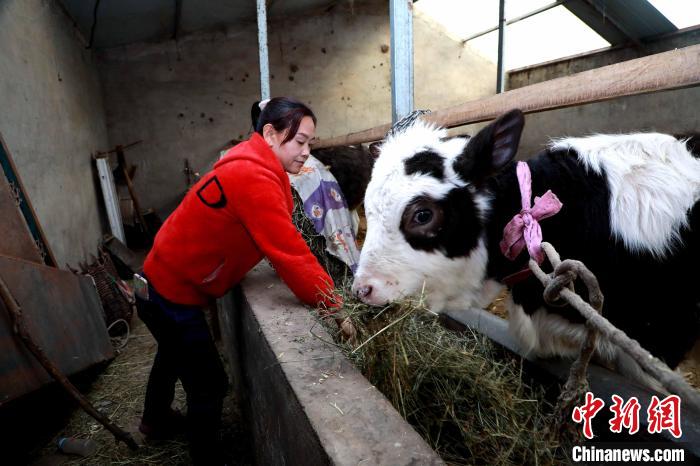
499, 161, 563, 264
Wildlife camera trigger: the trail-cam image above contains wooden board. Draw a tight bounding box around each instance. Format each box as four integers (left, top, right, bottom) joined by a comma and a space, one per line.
0, 255, 114, 404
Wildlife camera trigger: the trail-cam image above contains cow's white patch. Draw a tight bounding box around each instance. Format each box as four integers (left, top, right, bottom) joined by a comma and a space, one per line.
506, 297, 664, 391
354, 120, 489, 309
551, 133, 700, 257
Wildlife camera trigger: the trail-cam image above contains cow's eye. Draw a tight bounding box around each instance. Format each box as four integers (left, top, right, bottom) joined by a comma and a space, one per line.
400, 197, 443, 240
413, 209, 433, 225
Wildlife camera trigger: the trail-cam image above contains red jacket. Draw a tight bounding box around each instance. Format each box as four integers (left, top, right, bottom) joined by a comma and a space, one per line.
144, 133, 337, 310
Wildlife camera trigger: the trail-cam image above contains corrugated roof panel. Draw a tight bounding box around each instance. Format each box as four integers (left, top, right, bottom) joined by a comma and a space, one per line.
58, 0, 339, 49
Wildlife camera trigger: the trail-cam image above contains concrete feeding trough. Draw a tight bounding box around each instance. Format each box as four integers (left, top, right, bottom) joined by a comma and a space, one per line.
218, 262, 700, 464
443, 308, 700, 458
218, 262, 443, 465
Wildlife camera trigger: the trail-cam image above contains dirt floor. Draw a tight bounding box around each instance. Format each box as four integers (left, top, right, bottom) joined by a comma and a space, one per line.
28, 316, 253, 466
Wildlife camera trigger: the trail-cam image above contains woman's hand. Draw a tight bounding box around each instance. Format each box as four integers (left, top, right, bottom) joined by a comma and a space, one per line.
338, 317, 357, 343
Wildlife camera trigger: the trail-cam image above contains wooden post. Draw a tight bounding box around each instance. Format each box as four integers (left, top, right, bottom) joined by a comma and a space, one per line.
116, 146, 150, 238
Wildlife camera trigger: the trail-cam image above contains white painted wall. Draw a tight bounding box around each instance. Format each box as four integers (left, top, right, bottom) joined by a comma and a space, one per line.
97, 1, 497, 215
0, 0, 110, 267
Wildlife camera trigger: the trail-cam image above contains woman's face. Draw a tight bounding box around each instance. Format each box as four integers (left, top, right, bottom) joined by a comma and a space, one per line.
264, 116, 316, 174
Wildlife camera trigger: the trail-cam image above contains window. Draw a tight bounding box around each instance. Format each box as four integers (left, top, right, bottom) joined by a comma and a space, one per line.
415, 0, 612, 70
648, 0, 700, 29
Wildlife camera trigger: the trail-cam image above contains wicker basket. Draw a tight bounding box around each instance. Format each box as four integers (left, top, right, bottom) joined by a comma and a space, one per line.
79, 249, 134, 335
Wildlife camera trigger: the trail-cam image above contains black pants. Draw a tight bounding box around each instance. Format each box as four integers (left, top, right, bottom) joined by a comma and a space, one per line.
136, 284, 228, 465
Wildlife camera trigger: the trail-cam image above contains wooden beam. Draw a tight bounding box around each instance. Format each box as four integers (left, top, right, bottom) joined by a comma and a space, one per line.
313, 43, 700, 149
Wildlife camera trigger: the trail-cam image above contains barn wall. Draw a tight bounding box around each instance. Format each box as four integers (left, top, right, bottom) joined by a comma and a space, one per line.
0, 0, 109, 267
96, 1, 496, 215
506, 27, 700, 157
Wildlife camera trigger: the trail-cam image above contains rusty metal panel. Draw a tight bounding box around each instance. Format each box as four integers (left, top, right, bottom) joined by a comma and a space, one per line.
0, 255, 114, 405
0, 133, 57, 266
0, 173, 43, 263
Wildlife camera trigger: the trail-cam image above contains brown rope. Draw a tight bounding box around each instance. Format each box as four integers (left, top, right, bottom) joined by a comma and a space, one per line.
536, 244, 602, 440
0, 275, 139, 450
529, 242, 700, 414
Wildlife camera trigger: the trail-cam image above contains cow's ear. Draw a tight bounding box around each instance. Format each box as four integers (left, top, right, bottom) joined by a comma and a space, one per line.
453, 109, 524, 183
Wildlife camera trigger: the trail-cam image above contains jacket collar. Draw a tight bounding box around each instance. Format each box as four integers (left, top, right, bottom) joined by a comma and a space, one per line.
217, 132, 287, 179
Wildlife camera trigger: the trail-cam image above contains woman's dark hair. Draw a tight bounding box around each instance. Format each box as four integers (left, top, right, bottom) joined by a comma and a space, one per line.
251, 97, 317, 144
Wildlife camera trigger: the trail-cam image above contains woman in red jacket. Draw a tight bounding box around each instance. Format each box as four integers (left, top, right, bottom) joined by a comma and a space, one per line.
136, 97, 352, 465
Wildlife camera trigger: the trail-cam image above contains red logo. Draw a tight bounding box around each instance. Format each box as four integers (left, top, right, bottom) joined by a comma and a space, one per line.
609, 395, 641, 435
573, 393, 683, 439
647, 395, 682, 438
572, 392, 605, 439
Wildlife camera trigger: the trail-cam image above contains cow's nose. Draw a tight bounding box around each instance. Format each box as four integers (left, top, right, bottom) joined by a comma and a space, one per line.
355, 285, 373, 300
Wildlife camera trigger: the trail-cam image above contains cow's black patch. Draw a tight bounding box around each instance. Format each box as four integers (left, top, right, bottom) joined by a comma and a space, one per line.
400, 186, 481, 258
312, 145, 374, 210
453, 109, 523, 185
484, 147, 699, 368
404, 150, 445, 180
676, 133, 700, 157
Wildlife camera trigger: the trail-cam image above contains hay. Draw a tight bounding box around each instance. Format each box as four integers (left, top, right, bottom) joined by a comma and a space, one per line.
34, 318, 251, 465
35, 320, 191, 465
291, 185, 564, 464
325, 290, 565, 465
292, 190, 352, 286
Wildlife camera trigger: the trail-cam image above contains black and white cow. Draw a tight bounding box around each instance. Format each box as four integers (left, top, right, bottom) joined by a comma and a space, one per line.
352, 109, 700, 387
